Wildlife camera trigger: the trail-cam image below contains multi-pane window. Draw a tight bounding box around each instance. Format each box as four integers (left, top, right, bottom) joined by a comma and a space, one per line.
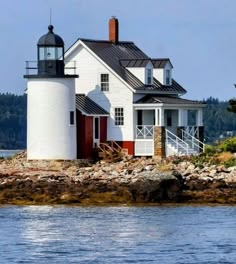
147, 68, 152, 85
166, 69, 171, 85
115, 108, 124, 126
101, 74, 109, 91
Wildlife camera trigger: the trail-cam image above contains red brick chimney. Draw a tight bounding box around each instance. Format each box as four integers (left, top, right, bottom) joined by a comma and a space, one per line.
109, 16, 119, 44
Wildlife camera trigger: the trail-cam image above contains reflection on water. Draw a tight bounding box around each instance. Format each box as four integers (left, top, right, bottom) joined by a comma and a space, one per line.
0, 205, 235, 263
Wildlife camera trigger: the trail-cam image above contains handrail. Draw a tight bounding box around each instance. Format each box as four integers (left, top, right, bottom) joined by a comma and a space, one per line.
166, 129, 189, 155
108, 140, 122, 152
181, 129, 205, 152
99, 143, 114, 153
25, 60, 77, 75
98, 141, 123, 162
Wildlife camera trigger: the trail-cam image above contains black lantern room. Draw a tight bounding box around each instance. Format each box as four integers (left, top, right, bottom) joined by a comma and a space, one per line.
37, 25, 65, 76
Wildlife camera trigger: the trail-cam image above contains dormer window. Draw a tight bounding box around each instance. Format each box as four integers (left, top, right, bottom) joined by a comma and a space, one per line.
165, 69, 171, 85
152, 59, 173, 86
146, 68, 152, 85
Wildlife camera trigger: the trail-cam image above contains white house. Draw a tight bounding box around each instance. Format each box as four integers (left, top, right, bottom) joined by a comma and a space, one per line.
64, 17, 205, 159
25, 17, 204, 160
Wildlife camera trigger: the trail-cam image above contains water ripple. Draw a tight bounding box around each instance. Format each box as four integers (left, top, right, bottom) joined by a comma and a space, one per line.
0, 205, 235, 263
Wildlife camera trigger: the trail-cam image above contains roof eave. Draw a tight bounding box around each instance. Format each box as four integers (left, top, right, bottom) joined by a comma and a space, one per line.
162, 103, 206, 108
64, 38, 82, 58
133, 103, 164, 108
79, 110, 109, 117
133, 103, 205, 108
134, 90, 186, 96
152, 58, 174, 68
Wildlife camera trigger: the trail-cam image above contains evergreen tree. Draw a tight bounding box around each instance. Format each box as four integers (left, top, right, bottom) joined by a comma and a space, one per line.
227, 84, 236, 113
228, 99, 236, 113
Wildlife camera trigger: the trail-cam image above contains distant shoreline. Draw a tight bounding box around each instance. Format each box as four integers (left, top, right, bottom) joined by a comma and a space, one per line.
0, 150, 23, 158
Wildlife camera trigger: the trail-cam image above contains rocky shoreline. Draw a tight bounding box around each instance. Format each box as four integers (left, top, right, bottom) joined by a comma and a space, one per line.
0, 152, 236, 205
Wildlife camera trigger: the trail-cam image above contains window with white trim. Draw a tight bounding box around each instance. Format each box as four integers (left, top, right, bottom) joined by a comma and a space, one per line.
166, 69, 171, 85
114, 107, 124, 126
100, 74, 109, 91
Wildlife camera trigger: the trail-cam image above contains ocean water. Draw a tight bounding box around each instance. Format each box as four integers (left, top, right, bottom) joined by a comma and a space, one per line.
0, 150, 22, 158
0, 205, 235, 264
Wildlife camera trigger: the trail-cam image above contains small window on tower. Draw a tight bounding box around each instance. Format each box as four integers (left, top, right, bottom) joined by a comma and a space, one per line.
70, 111, 75, 125
101, 74, 109, 91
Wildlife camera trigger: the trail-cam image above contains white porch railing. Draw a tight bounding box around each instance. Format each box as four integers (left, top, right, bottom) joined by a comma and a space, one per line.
134, 126, 204, 156
136, 125, 154, 139
182, 128, 205, 152
166, 129, 190, 155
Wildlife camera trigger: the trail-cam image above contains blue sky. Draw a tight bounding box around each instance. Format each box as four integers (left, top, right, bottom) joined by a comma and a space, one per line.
1, 0, 236, 100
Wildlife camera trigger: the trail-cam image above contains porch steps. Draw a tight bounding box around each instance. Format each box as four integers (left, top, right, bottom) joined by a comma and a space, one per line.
167, 142, 197, 156
166, 129, 199, 156
98, 141, 124, 162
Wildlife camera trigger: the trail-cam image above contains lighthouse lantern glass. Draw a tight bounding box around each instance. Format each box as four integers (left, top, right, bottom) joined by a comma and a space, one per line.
46, 47, 55, 59
56, 47, 63, 59
39, 47, 63, 60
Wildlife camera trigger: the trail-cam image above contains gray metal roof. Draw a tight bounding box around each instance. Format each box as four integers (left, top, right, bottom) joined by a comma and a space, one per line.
119, 58, 172, 68
79, 39, 186, 94
38, 25, 64, 47
76, 94, 109, 116
135, 95, 204, 105
152, 78, 186, 93
120, 59, 151, 67
152, 59, 173, 68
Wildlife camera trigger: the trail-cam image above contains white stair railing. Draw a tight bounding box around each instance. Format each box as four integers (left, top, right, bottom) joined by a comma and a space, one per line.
181, 128, 205, 152
166, 129, 190, 155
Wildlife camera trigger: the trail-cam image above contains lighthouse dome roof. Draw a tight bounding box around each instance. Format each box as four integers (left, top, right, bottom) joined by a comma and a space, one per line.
37, 25, 64, 47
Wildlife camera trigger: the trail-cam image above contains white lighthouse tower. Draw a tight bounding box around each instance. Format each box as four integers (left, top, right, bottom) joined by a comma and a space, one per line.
24, 25, 78, 160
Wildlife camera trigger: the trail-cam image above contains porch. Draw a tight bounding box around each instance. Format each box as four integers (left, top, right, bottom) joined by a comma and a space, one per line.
134, 125, 204, 156
133, 104, 205, 156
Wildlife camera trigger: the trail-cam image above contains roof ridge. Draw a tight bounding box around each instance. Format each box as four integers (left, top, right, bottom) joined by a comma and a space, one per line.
152, 58, 170, 61
79, 38, 134, 44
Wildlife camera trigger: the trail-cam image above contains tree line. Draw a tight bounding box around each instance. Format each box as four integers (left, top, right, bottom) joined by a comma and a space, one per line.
0, 93, 26, 149
0, 93, 236, 149
203, 97, 236, 143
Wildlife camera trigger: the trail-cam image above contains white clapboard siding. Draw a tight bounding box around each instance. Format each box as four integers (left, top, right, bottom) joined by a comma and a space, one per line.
65, 44, 134, 141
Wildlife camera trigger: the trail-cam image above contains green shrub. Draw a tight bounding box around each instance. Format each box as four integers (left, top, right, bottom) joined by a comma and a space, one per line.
218, 137, 236, 153
224, 158, 236, 168
204, 144, 218, 155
